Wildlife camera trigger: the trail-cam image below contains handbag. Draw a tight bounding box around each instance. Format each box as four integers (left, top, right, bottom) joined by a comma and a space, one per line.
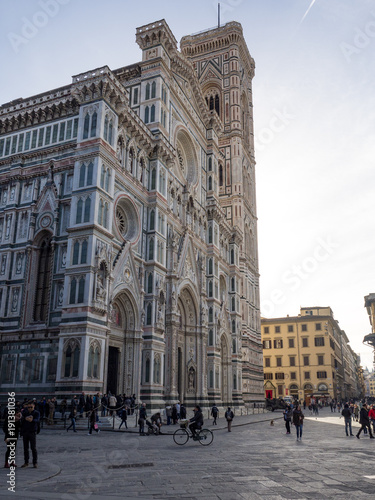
94, 423, 98, 430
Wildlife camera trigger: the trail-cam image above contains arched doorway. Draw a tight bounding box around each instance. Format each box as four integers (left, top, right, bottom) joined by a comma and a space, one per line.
177, 288, 198, 403
289, 384, 299, 400
110, 291, 137, 396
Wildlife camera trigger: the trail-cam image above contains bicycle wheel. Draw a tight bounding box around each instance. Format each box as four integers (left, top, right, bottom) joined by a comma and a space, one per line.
198, 428, 214, 446
173, 428, 189, 445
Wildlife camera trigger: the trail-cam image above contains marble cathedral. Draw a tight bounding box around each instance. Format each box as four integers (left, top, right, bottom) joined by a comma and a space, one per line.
0, 19, 263, 407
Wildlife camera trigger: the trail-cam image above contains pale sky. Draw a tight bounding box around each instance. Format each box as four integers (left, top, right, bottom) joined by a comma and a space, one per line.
1, 0, 374, 369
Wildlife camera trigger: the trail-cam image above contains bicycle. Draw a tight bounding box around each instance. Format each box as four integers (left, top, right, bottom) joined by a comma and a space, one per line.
173, 419, 214, 446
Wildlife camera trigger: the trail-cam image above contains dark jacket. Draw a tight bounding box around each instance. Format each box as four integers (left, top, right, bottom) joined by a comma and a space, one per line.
139, 407, 147, 420
21, 409, 40, 434
292, 409, 304, 426
360, 407, 370, 425
225, 409, 234, 421
341, 407, 351, 419
284, 408, 293, 421
211, 406, 219, 416
89, 411, 96, 425
190, 409, 204, 427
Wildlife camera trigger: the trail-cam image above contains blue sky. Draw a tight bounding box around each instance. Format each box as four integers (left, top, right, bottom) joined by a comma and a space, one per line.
1, 0, 375, 369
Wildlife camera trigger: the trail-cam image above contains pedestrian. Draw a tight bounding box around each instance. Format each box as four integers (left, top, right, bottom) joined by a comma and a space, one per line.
224, 407, 234, 432
79, 392, 85, 417
139, 403, 147, 436
3, 408, 21, 468
60, 399, 67, 420
341, 403, 354, 437
292, 404, 304, 441
356, 404, 374, 439
165, 406, 172, 425
87, 410, 100, 435
101, 394, 108, 417
180, 404, 186, 419
303, 401, 306, 410
171, 404, 178, 424
369, 405, 375, 434
20, 401, 40, 468
66, 407, 77, 432
109, 394, 117, 416
119, 407, 128, 430
211, 404, 219, 425
283, 404, 292, 434
354, 404, 359, 422
176, 401, 181, 420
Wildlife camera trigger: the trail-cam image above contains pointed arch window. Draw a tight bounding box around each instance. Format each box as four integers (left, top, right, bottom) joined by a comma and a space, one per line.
145, 356, 150, 382
76, 199, 83, 224
72, 241, 80, 265
230, 248, 235, 265
209, 307, 213, 323
208, 258, 213, 275
219, 163, 224, 186
232, 297, 236, 312
105, 169, 110, 192
150, 168, 156, 190
108, 120, 113, 146
145, 83, 150, 100
69, 278, 77, 304
153, 355, 161, 384
208, 157, 212, 171
103, 202, 109, 229
151, 81, 156, 99
146, 303, 152, 325
215, 94, 220, 115
83, 113, 90, 140
209, 329, 214, 346
150, 105, 155, 123
77, 276, 85, 303
33, 236, 52, 322
233, 373, 237, 390
208, 280, 213, 297
98, 199, 103, 225
149, 209, 155, 230
87, 162, 93, 185
148, 238, 154, 261
145, 106, 150, 124
83, 197, 91, 223
209, 96, 214, 110
208, 176, 212, 191
90, 112, 97, 138
81, 240, 88, 264
64, 341, 80, 378
79, 164, 86, 187
208, 225, 213, 244
231, 277, 235, 292
100, 165, 105, 188
104, 116, 108, 142
147, 273, 153, 294
232, 319, 236, 334
209, 369, 214, 388
87, 343, 100, 378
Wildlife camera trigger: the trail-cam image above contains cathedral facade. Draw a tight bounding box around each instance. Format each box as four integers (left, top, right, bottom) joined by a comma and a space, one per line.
0, 19, 263, 407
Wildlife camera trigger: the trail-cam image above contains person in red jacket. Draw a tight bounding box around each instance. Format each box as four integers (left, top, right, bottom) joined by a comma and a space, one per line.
368, 405, 375, 434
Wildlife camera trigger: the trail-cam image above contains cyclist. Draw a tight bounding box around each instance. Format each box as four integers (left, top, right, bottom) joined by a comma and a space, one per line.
189, 405, 203, 438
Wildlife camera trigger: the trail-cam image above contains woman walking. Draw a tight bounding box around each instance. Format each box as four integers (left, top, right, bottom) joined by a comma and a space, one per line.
283, 405, 292, 434
292, 404, 304, 441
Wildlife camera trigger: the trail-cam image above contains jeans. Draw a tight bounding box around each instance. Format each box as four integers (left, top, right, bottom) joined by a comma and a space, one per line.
67, 417, 76, 431
285, 420, 291, 433
344, 417, 353, 436
23, 432, 37, 465
119, 420, 128, 429
357, 423, 373, 437
295, 424, 303, 439
167, 416, 171, 425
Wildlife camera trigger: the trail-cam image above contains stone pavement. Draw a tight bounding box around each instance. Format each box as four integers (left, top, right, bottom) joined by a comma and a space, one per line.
1, 408, 375, 499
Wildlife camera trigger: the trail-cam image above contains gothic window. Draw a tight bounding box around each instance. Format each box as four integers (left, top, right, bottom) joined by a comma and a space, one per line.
147, 273, 153, 294
146, 303, 152, 325
151, 81, 156, 99
208, 157, 212, 171
145, 83, 150, 100
230, 248, 235, 265
69, 278, 77, 304
104, 116, 108, 142
72, 241, 80, 265
79, 164, 86, 187
33, 235, 52, 322
219, 163, 224, 186
90, 112, 97, 138
83, 113, 90, 140
100, 165, 105, 188
209, 369, 214, 388
76, 199, 83, 224
139, 158, 145, 183
208, 176, 212, 191
209, 307, 213, 323
64, 340, 80, 378
105, 169, 110, 192
77, 276, 85, 303
83, 197, 91, 223
208, 280, 213, 298
209, 329, 213, 346
108, 120, 113, 146
232, 319, 236, 334
145, 106, 150, 124
103, 202, 109, 229
98, 199, 103, 225
149, 210, 155, 230
87, 162, 93, 185
150, 105, 155, 122
215, 94, 220, 115
209, 96, 214, 110
208, 225, 213, 244
150, 168, 156, 190
128, 148, 134, 174
233, 373, 237, 390
208, 258, 213, 275
133, 87, 139, 105
148, 237, 154, 260
153, 355, 161, 384
231, 277, 235, 292
81, 240, 88, 264
145, 356, 150, 382
232, 297, 236, 312
87, 342, 100, 378
69, 276, 85, 304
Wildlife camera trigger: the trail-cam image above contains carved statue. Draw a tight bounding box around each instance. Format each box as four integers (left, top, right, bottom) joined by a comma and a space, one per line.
96, 274, 106, 302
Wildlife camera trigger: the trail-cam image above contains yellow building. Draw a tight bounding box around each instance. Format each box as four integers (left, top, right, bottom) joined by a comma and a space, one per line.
261, 307, 359, 403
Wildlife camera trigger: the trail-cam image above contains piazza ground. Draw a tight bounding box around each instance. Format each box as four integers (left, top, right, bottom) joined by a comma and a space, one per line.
1, 409, 375, 499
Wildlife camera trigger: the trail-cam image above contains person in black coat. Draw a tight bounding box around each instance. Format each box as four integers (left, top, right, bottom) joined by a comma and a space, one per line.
20, 401, 40, 468
189, 405, 204, 438
356, 404, 374, 439
341, 403, 354, 437
87, 410, 99, 435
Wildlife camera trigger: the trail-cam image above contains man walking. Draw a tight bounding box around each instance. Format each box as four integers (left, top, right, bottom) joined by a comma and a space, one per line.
356, 404, 374, 439
342, 403, 354, 436
20, 401, 40, 468
211, 404, 219, 425
225, 407, 234, 432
